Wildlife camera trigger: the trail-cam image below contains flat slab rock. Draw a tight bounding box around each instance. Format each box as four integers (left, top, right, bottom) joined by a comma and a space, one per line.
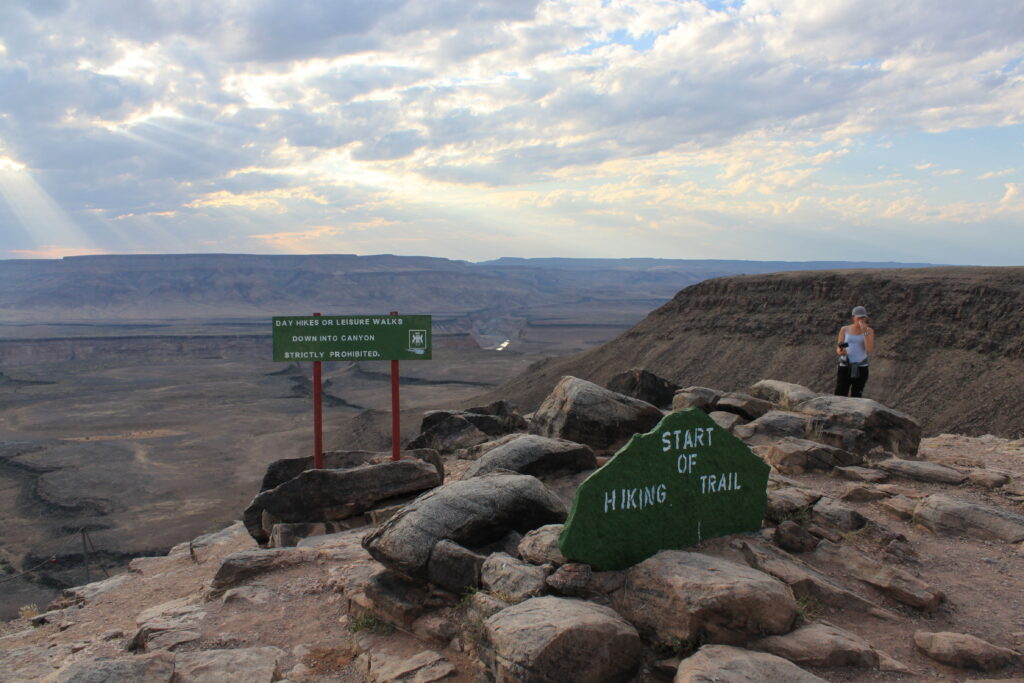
483, 596, 642, 683
751, 621, 880, 668
612, 550, 797, 645
877, 458, 967, 484
914, 631, 1021, 671
173, 647, 285, 682
53, 652, 175, 683
674, 644, 827, 683
914, 494, 1024, 542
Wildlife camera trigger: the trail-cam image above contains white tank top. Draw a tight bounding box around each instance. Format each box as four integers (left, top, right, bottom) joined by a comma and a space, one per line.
844, 329, 869, 364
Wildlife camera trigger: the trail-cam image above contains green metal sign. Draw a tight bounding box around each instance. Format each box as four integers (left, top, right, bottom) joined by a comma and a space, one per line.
272, 315, 432, 362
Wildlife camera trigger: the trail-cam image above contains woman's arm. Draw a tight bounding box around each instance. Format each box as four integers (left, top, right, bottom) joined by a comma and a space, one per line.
865, 327, 875, 354
836, 326, 847, 355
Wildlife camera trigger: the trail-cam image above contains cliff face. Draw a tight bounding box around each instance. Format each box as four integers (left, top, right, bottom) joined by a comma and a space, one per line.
489, 267, 1024, 438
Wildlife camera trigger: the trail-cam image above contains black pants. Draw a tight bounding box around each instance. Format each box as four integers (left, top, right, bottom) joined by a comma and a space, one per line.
835, 364, 869, 397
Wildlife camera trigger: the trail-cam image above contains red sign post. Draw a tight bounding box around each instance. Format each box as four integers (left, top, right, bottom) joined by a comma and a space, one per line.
390, 311, 401, 461
312, 312, 324, 469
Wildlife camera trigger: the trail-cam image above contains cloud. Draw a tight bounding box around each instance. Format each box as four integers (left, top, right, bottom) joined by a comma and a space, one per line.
978, 168, 1016, 179
7, 245, 109, 258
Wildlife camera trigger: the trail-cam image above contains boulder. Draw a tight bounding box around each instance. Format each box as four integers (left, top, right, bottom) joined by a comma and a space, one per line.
913, 494, 1024, 542
839, 484, 888, 502
880, 495, 917, 520
362, 473, 566, 583
54, 653, 175, 683
606, 368, 679, 408
708, 411, 745, 431
531, 376, 663, 450
969, 469, 1010, 489
364, 569, 429, 627
408, 414, 490, 452
426, 540, 485, 594
759, 437, 860, 474
751, 621, 880, 668
483, 596, 642, 683
466, 435, 595, 479
810, 497, 866, 531
733, 410, 813, 445
482, 553, 550, 602
258, 450, 376, 491
173, 647, 285, 682
243, 459, 441, 543
360, 648, 455, 683
749, 380, 820, 409
517, 525, 567, 566
612, 550, 797, 645
877, 458, 967, 485
772, 521, 819, 553
546, 563, 593, 596
715, 392, 774, 421
210, 548, 316, 592
671, 386, 721, 413
674, 644, 827, 683
765, 487, 822, 524
914, 630, 1020, 671
794, 395, 921, 457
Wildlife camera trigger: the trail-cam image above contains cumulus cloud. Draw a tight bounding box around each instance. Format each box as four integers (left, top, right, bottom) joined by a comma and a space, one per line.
0, 0, 1022, 263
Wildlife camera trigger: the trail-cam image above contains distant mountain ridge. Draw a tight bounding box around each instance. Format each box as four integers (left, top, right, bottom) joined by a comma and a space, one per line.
0, 254, 939, 323
482, 266, 1024, 438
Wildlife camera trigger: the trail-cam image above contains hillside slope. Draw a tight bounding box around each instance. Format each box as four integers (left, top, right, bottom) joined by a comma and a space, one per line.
484, 267, 1024, 438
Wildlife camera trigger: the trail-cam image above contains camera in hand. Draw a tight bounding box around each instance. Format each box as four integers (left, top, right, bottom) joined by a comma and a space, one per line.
838, 342, 849, 349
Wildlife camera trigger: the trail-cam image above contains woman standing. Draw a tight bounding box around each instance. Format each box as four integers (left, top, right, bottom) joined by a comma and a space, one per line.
835, 306, 874, 397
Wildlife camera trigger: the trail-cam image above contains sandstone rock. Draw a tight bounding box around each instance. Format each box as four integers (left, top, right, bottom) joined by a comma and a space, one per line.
174, 647, 285, 682
168, 520, 249, 559
877, 458, 967, 485
765, 487, 822, 523
483, 596, 641, 683
1004, 478, 1024, 497
735, 540, 880, 613
708, 411, 745, 431
794, 395, 921, 457
545, 563, 593, 596
674, 644, 827, 683
531, 376, 663, 450
362, 473, 566, 583
772, 521, 819, 553
222, 585, 272, 606
517, 525, 567, 566
733, 410, 813, 445
463, 591, 510, 626
269, 521, 354, 548
749, 380, 820, 409
210, 547, 316, 592
876, 493, 917, 520
969, 469, 1011, 488
244, 460, 441, 543
606, 368, 679, 408
914, 631, 1020, 671
54, 652, 175, 683
914, 494, 1024, 542
129, 598, 208, 653
814, 540, 944, 610
840, 484, 888, 502
362, 648, 456, 683
482, 553, 550, 602
834, 465, 888, 482
715, 392, 774, 420
671, 386, 721, 413
466, 435, 595, 479
760, 437, 859, 474
876, 483, 926, 498
613, 550, 797, 645
364, 570, 429, 626
259, 450, 377, 491
62, 574, 129, 604
412, 609, 459, 643
426, 540, 485, 593
811, 497, 866, 531
408, 414, 491, 452
751, 621, 879, 668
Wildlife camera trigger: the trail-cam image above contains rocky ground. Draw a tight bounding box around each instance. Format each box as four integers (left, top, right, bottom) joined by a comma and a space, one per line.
2, 377, 1023, 682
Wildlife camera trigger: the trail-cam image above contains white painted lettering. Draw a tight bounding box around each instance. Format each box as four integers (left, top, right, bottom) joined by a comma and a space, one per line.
662, 432, 672, 452
604, 489, 616, 513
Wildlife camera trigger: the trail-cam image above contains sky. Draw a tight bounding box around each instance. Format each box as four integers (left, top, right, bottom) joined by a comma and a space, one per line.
0, 1, 1022, 265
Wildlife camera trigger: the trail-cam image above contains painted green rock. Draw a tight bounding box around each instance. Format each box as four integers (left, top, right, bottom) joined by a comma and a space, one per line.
558, 408, 770, 570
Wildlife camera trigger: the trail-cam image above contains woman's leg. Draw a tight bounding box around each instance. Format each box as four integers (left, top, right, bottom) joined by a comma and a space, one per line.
850, 367, 869, 397
835, 365, 851, 396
